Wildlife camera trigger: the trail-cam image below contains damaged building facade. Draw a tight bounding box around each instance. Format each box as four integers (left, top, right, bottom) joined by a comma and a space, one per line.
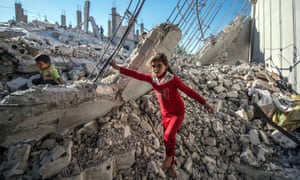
250, 0, 300, 93
14, 0, 143, 52
196, 0, 300, 93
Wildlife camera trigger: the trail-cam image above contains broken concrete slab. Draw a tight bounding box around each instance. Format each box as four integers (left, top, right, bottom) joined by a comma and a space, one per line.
0, 83, 119, 146
197, 15, 250, 65
39, 140, 72, 179
121, 23, 181, 101
72, 157, 117, 180
0, 23, 182, 147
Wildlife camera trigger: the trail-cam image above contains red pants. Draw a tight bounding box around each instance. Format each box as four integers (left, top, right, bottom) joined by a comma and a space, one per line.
162, 113, 184, 161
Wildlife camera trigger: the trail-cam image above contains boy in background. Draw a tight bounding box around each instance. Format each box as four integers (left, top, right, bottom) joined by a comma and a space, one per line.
33, 54, 63, 85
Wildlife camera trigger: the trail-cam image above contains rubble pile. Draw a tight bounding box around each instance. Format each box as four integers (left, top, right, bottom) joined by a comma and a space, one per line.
1, 21, 300, 180
0, 21, 116, 88
0, 22, 182, 148
1, 57, 300, 179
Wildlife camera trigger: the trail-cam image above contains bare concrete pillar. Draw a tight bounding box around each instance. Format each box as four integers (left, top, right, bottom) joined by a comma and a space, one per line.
136, 29, 139, 42
21, 9, 27, 23
132, 22, 135, 34
84, 0, 90, 33
61, 14, 66, 27
140, 23, 144, 34
108, 20, 112, 38
111, 7, 117, 34
131, 23, 136, 42
15, 3, 27, 23
23, 14, 28, 23
15, 3, 23, 22
77, 10, 82, 30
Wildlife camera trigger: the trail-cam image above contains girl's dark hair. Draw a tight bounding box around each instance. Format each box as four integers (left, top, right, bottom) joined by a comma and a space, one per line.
149, 52, 174, 74
35, 54, 51, 64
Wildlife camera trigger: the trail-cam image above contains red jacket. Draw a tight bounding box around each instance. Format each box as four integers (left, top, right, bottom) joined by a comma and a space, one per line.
120, 67, 206, 116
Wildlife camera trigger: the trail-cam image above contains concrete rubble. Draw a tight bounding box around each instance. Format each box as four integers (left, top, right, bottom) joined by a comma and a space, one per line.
0, 21, 300, 180
0, 22, 181, 147
197, 15, 250, 65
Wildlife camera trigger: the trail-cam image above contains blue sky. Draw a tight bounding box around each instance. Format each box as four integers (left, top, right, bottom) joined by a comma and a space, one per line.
0, 0, 251, 53
0, 0, 178, 33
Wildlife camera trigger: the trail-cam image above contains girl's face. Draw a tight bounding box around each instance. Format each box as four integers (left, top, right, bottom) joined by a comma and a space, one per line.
151, 60, 167, 77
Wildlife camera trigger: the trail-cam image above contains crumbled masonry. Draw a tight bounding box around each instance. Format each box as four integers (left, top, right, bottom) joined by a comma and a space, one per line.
1, 21, 300, 179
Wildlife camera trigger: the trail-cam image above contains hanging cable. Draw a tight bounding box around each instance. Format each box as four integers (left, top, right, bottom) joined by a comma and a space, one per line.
204, 0, 225, 35
184, 0, 222, 53
195, 0, 204, 39
158, 0, 251, 53
93, 0, 146, 82
167, 0, 182, 23
212, 0, 238, 34
88, 0, 134, 79
178, 3, 195, 30
179, 1, 204, 49
177, 0, 195, 25
171, 0, 189, 24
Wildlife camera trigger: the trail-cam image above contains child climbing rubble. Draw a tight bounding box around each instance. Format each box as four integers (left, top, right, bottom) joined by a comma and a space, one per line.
32, 54, 64, 86
110, 52, 214, 178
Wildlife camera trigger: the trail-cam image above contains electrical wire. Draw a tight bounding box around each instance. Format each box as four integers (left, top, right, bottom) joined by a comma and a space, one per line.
166, 0, 182, 23
93, 0, 146, 82
177, 0, 195, 25
88, 0, 134, 79
170, 0, 189, 24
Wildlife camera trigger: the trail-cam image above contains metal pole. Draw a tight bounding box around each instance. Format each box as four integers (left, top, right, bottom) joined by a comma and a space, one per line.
292, 0, 297, 90
249, 0, 257, 62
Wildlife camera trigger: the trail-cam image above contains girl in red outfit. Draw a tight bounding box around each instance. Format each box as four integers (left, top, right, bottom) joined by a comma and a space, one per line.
110, 53, 214, 177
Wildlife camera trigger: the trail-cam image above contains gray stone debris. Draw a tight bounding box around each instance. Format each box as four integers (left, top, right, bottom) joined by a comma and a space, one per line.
1, 22, 300, 180
0, 23, 181, 148
1, 59, 299, 180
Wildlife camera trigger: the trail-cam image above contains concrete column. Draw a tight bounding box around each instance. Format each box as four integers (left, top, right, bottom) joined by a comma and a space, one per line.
23, 15, 28, 23
108, 20, 112, 38
84, 0, 90, 33
77, 10, 82, 30
131, 22, 136, 42
15, 3, 23, 22
140, 23, 144, 34
136, 29, 139, 42
61, 14, 66, 27
21, 9, 27, 23
111, 7, 117, 34
249, 0, 257, 62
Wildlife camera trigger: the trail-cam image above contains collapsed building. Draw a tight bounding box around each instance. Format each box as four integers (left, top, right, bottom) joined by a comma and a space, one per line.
14, 0, 143, 52
0, 0, 300, 179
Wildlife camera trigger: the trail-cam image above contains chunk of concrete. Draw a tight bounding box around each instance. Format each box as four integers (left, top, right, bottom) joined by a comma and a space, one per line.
121, 23, 181, 101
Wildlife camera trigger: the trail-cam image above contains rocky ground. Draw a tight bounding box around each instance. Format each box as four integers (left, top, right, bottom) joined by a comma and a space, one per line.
0, 22, 300, 180
1, 56, 300, 180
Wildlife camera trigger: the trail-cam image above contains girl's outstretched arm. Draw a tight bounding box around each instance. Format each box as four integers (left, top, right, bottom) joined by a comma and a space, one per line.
174, 75, 215, 113
109, 60, 152, 82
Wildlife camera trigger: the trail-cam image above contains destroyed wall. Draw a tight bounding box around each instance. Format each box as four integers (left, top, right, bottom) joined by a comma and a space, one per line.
197, 15, 250, 65
122, 23, 181, 101
0, 22, 181, 147
1, 19, 300, 180
250, 0, 300, 93
1, 57, 299, 179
